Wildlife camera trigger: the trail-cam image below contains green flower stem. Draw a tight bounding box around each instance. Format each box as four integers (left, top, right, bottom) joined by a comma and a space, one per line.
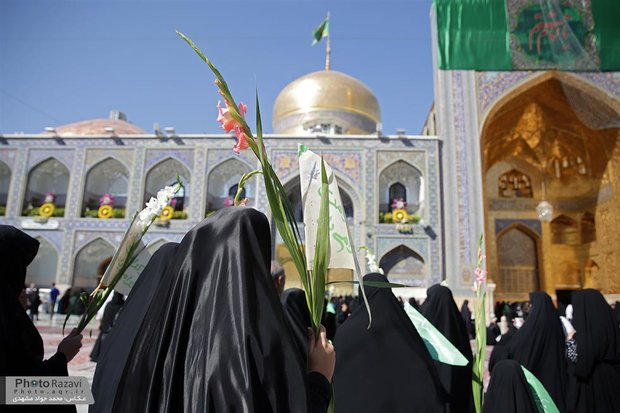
234, 170, 262, 206
178, 31, 334, 336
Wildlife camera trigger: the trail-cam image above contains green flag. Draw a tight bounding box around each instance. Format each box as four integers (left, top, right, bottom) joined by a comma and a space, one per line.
404, 302, 469, 366
433, 0, 620, 71
521, 366, 560, 413
312, 18, 329, 46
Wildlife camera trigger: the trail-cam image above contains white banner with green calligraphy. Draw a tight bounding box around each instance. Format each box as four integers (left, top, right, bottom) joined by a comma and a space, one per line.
299, 145, 355, 270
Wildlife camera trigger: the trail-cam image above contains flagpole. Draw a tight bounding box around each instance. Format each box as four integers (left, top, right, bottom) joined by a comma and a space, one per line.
325, 11, 331, 71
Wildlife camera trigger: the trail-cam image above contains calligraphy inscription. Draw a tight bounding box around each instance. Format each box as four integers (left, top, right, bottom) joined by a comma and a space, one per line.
514, 4, 590, 65
318, 184, 352, 254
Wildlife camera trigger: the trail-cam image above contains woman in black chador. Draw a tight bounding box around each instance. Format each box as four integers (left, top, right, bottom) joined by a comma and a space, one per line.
333, 272, 446, 412
421, 284, 474, 413
90, 207, 333, 413
0, 225, 83, 413
483, 359, 538, 413
567, 289, 620, 413
89, 291, 125, 362
507, 291, 568, 412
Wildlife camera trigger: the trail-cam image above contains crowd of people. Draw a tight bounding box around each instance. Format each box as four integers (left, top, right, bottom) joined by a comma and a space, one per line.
2, 208, 620, 412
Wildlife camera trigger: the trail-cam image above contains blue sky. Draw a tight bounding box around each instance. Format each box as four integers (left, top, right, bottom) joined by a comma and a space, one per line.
0, 0, 435, 135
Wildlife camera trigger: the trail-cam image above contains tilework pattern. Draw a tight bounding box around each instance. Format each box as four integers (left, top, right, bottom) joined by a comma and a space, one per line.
0, 135, 443, 289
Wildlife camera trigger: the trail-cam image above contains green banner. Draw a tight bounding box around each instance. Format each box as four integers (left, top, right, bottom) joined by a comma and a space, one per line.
434, 0, 620, 71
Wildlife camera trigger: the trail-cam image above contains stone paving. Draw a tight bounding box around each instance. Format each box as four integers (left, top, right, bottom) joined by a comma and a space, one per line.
36, 315, 98, 413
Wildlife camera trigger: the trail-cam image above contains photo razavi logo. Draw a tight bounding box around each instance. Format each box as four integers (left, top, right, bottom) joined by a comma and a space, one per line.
2, 376, 94, 405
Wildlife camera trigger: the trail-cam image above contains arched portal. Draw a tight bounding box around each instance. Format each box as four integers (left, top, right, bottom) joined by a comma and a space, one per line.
496, 226, 540, 300
206, 158, 254, 214
82, 158, 129, 218
73, 238, 115, 289
481, 75, 620, 298
379, 245, 426, 285
22, 158, 70, 216
378, 160, 423, 223
144, 158, 190, 219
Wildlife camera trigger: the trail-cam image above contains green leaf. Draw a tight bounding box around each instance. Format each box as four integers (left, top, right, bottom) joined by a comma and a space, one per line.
325, 280, 411, 288
521, 366, 560, 413
310, 158, 330, 333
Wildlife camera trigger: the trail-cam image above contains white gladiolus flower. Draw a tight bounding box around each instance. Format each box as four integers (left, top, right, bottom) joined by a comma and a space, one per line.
137, 183, 180, 226
138, 197, 161, 225
365, 250, 384, 275
157, 185, 177, 206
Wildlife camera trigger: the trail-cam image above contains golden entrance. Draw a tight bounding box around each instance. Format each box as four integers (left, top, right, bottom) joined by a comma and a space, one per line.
481, 73, 620, 301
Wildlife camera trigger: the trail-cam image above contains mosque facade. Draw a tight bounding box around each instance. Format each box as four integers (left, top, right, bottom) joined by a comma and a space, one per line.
0, 70, 444, 298
2, 6, 620, 303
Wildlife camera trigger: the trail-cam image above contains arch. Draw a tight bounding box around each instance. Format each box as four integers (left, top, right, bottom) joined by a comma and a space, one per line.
25, 237, 58, 287
82, 158, 129, 217
72, 238, 115, 288
0, 160, 10, 214
481, 72, 620, 298
283, 175, 355, 223
22, 157, 70, 216
551, 215, 579, 245
498, 169, 533, 198
379, 245, 426, 283
580, 211, 596, 244
496, 225, 540, 297
378, 160, 423, 217
144, 157, 190, 218
206, 158, 254, 214
480, 71, 620, 133
389, 182, 406, 202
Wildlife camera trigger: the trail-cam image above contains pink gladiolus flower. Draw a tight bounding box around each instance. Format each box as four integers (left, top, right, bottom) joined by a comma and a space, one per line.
216, 101, 247, 133
475, 267, 487, 283
233, 127, 250, 154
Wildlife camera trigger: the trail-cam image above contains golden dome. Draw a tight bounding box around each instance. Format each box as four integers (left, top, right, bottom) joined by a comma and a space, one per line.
272, 70, 381, 135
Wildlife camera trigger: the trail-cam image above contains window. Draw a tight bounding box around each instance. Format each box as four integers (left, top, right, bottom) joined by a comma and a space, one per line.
22, 158, 70, 216
82, 158, 129, 218
498, 169, 533, 198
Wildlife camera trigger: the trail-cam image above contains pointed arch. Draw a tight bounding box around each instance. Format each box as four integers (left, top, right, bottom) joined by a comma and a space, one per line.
144, 157, 190, 218
73, 238, 115, 288
282, 175, 355, 223
22, 158, 70, 216
379, 245, 426, 283
496, 224, 540, 297
378, 160, 423, 217
82, 158, 129, 217
480, 71, 620, 132
206, 158, 253, 213
0, 160, 10, 214
25, 237, 58, 287
551, 215, 579, 245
